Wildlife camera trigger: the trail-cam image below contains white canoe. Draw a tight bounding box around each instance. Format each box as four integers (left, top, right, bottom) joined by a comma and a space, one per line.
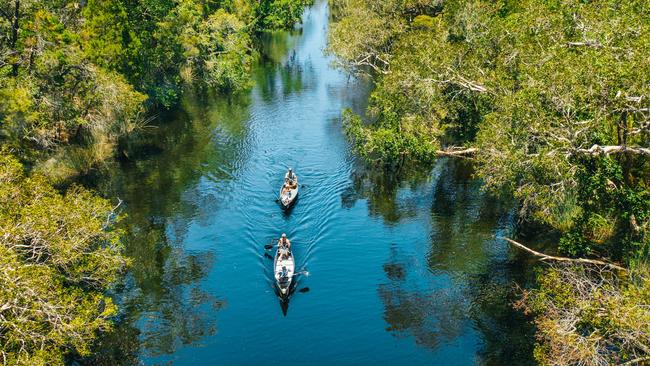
279, 175, 299, 208
274, 244, 295, 296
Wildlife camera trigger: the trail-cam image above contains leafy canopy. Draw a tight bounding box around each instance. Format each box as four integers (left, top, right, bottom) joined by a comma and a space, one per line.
0, 153, 127, 365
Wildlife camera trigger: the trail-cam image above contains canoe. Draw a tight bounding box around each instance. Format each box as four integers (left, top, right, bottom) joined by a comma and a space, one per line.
274, 243, 295, 297
279, 174, 299, 208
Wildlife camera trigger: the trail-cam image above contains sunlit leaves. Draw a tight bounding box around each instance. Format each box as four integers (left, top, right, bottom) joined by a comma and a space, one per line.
518, 264, 650, 365
331, 0, 650, 260
0, 154, 127, 365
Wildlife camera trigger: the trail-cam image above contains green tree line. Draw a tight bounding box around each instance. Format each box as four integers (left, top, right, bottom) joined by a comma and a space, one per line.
0, 0, 310, 364
1, 0, 310, 177
328, 0, 649, 364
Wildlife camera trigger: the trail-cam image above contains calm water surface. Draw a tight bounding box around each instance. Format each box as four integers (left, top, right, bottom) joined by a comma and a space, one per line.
91, 2, 535, 364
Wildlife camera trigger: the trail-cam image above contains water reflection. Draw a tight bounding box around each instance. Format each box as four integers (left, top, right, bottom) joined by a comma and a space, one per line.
346, 159, 535, 364
135, 251, 221, 355
341, 164, 431, 223
379, 246, 466, 349
84, 90, 252, 364
255, 30, 316, 100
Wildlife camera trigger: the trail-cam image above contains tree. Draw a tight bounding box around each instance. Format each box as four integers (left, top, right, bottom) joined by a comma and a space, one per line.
0, 153, 127, 365
330, 0, 650, 260
330, 1, 650, 364
516, 264, 650, 366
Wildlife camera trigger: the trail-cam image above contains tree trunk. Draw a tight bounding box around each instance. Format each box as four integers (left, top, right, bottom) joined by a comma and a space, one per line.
574, 144, 650, 157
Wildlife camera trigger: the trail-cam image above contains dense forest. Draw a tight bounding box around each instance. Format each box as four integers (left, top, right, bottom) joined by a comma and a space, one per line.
1, 0, 648, 364
328, 0, 649, 364
0, 0, 309, 364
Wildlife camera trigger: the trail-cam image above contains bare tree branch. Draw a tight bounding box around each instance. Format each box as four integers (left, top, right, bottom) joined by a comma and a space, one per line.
500, 237, 628, 272
436, 147, 479, 157
574, 144, 650, 157
566, 40, 603, 48
102, 198, 123, 230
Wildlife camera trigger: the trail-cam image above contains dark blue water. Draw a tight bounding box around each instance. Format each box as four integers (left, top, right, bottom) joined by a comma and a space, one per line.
90, 2, 535, 364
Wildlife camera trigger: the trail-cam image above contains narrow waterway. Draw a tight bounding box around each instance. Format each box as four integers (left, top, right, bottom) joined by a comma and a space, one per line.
91, 2, 535, 364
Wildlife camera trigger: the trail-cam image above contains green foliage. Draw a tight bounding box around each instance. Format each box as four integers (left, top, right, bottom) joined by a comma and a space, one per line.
518, 264, 650, 365
343, 108, 439, 166
560, 156, 650, 261
331, 2, 650, 363
475, 0, 650, 238
0, 153, 127, 365
331, 0, 650, 261
1, 0, 311, 178
0, 0, 148, 174
177, 8, 253, 91
82, 0, 252, 107
255, 0, 313, 30
329, 0, 494, 166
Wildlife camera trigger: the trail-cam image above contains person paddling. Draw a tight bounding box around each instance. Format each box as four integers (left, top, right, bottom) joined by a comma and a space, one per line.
279, 233, 291, 249
285, 168, 296, 185
282, 168, 297, 194
278, 233, 291, 259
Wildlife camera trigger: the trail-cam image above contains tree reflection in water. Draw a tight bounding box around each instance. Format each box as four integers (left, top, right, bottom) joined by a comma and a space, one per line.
80, 90, 252, 365
347, 159, 535, 365
340, 163, 431, 224
379, 246, 467, 349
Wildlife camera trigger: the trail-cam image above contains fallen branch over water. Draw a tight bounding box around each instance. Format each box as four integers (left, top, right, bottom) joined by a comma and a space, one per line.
500, 237, 628, 272
436, 147, 478, 157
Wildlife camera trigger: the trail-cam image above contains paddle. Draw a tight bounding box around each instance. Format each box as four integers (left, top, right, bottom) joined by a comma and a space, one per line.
298, 287, 310, 293
264, 239, 278, 250
292, 270, 309, 277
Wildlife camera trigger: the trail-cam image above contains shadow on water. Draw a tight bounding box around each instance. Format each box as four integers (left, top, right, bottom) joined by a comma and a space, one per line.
275, 278, 310, 317
275, 284, 297, 317
280, 195, 299, 217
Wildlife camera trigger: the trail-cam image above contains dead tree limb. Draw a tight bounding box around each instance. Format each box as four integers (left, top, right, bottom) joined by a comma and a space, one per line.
500, 237, 628, 272
103, 198, 123, 230
574, 144, 650, 157
436, 147, 479, 157
566, 40, 603, 48
620, 356, 650, 366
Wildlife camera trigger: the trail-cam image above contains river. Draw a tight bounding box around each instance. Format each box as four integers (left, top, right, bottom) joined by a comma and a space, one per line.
88, 1, 535, 365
